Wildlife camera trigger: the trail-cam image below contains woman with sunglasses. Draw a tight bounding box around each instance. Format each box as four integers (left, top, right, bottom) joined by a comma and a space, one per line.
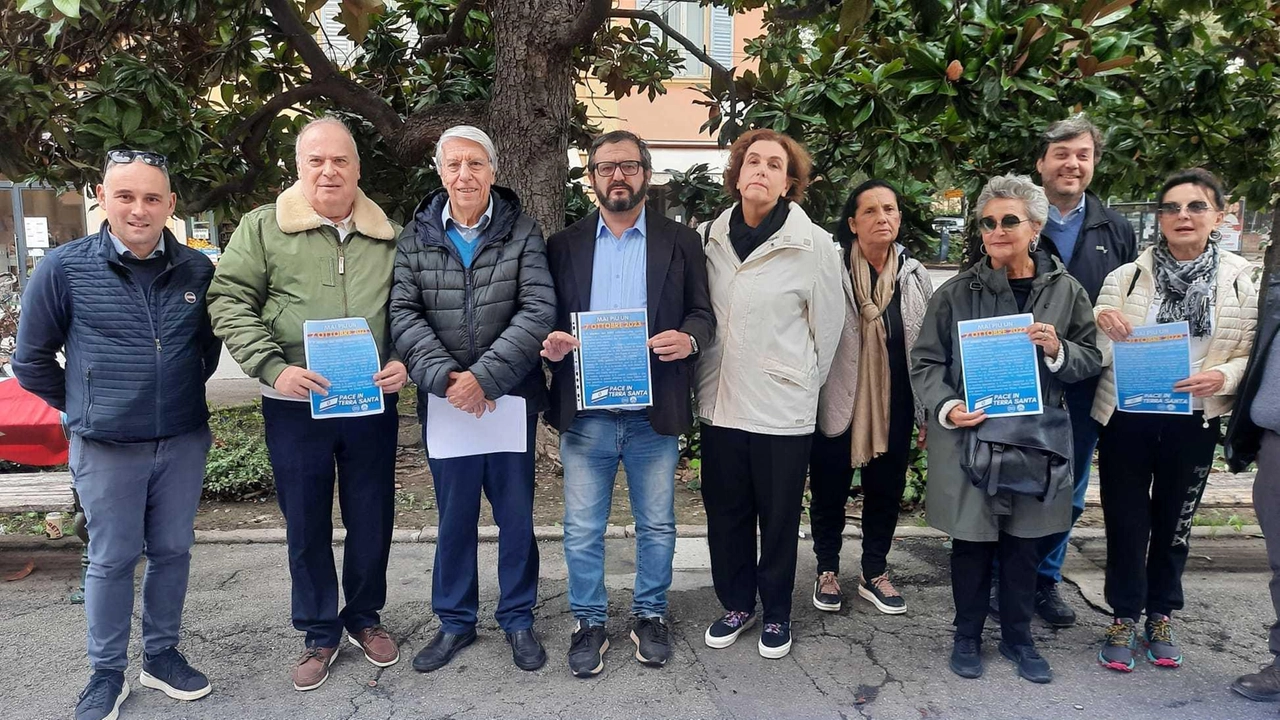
1091, 168, 1257, 672
911, 174, 1100, 683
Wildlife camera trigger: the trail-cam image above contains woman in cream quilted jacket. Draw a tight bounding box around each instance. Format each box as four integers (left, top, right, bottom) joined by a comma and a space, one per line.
1091, 168, 1257, 673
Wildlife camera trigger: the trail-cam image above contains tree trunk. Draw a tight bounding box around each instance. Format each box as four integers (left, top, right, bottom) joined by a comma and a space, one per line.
1262, 199, 1280, 307
487, 0, 581, 236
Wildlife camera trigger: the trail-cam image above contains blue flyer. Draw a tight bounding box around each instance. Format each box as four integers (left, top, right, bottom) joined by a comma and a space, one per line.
957, 313, 1043, 417
1113, 321, 1192, 415
302, 317, 385, 419
572, 308, 653, 410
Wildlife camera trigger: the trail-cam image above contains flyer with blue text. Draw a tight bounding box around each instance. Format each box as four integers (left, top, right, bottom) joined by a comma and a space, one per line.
1113, 321, 1192, 415
572, 308, 653, 410
957, 313, 1043, 417
302, 317, 385, 419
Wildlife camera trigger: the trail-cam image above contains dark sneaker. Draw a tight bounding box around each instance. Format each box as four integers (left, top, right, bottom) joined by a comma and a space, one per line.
631, 616, 672, 667
812, 572, 842, 612
988, 576, 1000, 621
1097, 618, 1137, 672
704, 610, 756, 649
949, 635, 983, 679
138, 647, 211, 701
758, 621, 792, 659
999, 641, 1052, 684
568, 621, 609, 678
76, 670, 129, 720
291, 645, 340, 691
1145, 614, 1182, 668
858, 573, 907, 615
1232, 663, 1280, 702
1034, 581, 1077, 628
349, 625, 399, 667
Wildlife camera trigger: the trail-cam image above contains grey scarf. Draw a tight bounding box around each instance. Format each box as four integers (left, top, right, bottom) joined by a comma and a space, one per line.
1152, 239, 1218, 338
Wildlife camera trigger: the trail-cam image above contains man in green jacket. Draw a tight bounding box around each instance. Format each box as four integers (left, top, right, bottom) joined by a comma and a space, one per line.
208, 117, 407, 692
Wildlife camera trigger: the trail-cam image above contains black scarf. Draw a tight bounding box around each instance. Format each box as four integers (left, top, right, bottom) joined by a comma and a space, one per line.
1152, 239, 1218, 338
729, 200, 790, 262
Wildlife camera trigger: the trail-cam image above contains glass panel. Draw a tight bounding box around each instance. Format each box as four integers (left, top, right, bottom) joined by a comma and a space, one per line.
0, 189, 16, 282
20, 187, 86, 278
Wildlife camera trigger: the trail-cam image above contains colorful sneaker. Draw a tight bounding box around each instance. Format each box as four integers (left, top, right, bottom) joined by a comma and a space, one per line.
1098, 618, 1137, 672
858, 573, 907, 615
1145, 614, 1182, 668
704, 610, 756, 649
812, 572, 842, 612
758, 621, 792, 659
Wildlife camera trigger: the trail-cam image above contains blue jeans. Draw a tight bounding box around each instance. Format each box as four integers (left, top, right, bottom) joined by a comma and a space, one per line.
561, 412, 679, 624
71, 426, 212, 671
1036, 382, 1099, 584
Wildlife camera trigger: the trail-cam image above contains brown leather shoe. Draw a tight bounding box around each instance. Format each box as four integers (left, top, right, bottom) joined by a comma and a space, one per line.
349, 625, 400, 667
291, 646, 340, 691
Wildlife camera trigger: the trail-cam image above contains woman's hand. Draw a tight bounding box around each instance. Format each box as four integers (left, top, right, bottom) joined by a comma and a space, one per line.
1096, 309, 1133, 342
1027, 321, 1061, 359
1174, 370, 1226, 398
916, 425, 928, 449
947, 404, 987, 428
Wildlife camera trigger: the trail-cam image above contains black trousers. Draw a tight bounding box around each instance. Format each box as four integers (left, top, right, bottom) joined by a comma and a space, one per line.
1097, 411, 1219, 619
951, 533, 1039, 646
808, 399, 914, 577
700, 424, 812, 624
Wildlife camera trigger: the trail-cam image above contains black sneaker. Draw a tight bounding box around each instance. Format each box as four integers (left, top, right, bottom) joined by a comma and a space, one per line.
999, 641, 1053, 684
812, 571, 842, 612
139, 647, 211, 701
76, 670, 130, 720
1034, 581, 1077, 628
949, 635, 983, 679
1232, 663, 1280, 702
568, 621, 609, 678
704, 610, 755, 649
858, 573, 907, 615
631, 616, 671, 667
758, 621, 792, 659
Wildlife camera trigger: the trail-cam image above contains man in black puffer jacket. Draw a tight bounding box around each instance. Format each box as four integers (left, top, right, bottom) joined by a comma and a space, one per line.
390, 126, 556, 674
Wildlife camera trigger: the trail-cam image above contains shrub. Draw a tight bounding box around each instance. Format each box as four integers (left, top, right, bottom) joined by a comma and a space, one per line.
204, 402, 274, 500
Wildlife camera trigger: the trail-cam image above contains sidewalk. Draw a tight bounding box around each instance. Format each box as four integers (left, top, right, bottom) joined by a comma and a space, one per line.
1, 535, 1274, 719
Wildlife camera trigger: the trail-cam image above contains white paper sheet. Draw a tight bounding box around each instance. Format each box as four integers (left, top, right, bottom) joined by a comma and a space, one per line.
425, 395, 528, 459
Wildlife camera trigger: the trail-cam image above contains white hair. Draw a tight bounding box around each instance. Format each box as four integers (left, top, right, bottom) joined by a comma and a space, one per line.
295, 116, 359, 166
435, 125, 498, 174
976, 173, 1050, 225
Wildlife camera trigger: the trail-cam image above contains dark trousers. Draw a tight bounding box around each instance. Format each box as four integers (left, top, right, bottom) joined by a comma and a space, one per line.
1255, 430, 1280, 660
951, 533, 1039, 646
426, 416, 539, 634
808, 401, 914, 578
262, 396, 398, 648
1097, 411, 1219, 619
700, 424, 812, 624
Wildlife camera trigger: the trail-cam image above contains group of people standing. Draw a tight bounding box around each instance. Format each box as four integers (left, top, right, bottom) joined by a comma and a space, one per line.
13, 111, 1280, 720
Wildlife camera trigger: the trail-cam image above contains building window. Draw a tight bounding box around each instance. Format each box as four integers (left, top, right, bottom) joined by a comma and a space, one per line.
639, 1, 734, 78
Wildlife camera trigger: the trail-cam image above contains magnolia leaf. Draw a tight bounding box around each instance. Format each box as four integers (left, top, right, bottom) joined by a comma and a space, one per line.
52, 0, 79, 19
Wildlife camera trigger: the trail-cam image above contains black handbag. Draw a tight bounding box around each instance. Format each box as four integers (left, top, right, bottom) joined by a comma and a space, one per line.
961, 405, 1073, 502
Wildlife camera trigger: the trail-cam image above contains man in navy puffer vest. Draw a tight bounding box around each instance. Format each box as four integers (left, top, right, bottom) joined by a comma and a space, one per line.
13, 150, 220, 720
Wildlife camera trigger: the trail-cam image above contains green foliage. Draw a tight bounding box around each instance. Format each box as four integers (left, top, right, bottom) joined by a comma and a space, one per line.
203, 402, 274, 501
664, 163, 731, 226
902, 427, 928, 508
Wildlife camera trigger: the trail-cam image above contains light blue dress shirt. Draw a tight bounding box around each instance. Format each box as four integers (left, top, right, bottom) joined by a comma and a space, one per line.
107, 229, 166, 259
589, 207, 648, 312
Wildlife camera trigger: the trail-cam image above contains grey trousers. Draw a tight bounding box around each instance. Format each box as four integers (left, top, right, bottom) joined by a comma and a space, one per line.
71, 426, 212, 671
1256, 430, 1280, 660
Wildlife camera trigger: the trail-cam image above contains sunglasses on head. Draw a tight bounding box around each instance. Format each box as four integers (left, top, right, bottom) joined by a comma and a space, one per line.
1157, 201, 1212, 216
978, 214, 1030, 232
107, 149, 168, 168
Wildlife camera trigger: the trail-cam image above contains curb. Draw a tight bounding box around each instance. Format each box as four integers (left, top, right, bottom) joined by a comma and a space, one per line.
0, 524, 1262, 549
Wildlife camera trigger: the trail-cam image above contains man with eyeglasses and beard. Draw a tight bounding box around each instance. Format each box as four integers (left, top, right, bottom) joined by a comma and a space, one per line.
541, 130, 715, 677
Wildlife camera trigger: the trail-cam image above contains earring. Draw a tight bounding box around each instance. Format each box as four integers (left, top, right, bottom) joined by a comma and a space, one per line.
1030, 236, 1040, 253
979, 244, 989, 256
1210, 228, 1223, 242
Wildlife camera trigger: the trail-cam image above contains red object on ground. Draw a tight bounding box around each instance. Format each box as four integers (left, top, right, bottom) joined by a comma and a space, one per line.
0, 378, 69, 466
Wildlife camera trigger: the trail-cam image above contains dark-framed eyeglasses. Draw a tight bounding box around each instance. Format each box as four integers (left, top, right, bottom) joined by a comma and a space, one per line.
1157, 201, 1213, 216
107, 149, 169, 168
589, 160, 644, 177
978, 214, 1030, 232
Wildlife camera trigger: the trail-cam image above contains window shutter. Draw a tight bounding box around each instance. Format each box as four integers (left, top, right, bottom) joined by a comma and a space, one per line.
709, 6, 733, 69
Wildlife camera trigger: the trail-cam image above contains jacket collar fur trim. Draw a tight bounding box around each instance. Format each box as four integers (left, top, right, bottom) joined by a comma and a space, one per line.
275, 182, 396, 240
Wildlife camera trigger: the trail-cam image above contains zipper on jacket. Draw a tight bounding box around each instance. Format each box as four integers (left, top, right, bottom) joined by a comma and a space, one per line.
84, 366, 94, 429
464, 267, 479, 363
336, 236, 350, 316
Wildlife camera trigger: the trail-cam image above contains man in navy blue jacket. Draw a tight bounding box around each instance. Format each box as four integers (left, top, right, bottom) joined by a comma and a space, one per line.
13, 150, 220, 720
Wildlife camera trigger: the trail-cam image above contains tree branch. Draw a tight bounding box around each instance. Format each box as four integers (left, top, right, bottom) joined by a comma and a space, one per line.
393, 100, 491, 162
553, 0, 612, 51
416, 0, 481, 57
607, 8, 731, 78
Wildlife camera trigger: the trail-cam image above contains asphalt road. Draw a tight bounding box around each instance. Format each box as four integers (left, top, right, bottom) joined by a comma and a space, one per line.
1, 535, 1276, 720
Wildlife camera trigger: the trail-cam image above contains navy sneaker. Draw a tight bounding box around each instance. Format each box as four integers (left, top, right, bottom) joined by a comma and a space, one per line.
704, 610, 755, 649
758, 621, 792, 659
139, 647, 212, 701
76, 670, 129, 720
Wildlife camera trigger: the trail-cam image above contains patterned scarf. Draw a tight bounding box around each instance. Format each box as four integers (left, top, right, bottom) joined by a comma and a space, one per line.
1152, 239, 1218, 338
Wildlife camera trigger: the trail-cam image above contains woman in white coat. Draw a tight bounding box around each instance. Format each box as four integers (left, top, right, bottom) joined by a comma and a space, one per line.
695, 129, 844, 660
1092, 168, 1257, 672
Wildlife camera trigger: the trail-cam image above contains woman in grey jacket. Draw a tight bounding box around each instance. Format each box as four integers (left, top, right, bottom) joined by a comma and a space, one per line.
910, 174, 1101, 684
